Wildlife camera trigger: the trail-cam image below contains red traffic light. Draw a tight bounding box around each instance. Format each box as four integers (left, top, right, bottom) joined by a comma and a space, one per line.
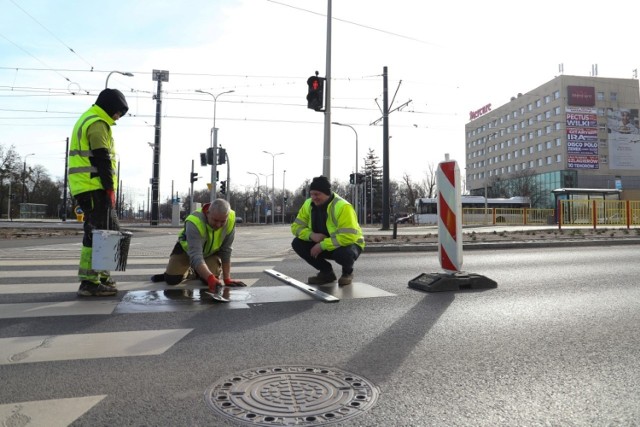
306, 75, 324, 111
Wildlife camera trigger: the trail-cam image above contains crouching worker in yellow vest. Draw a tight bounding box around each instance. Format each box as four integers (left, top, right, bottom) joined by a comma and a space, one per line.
68, 88, 128, 297
151, 199, 246, 292
291, 176, 365, 286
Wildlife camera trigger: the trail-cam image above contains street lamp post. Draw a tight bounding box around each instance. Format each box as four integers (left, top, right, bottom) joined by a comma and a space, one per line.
262, 151, 284, 225
259, 172, 272, 223
332, 122, 359, 222
22, 153, 35, 204
282, 169, 286, 224
105, 71, 133, 88
196, 89, 235, 203
247, 172, 260, 223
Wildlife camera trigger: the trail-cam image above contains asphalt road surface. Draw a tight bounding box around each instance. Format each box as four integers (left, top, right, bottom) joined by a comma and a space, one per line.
0, 226, 638, 426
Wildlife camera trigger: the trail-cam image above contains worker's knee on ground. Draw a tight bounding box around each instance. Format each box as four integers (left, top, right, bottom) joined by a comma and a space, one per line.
165, 274, 183, 286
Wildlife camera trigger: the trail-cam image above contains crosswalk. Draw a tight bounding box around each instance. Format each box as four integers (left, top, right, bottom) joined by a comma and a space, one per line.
0, 242, 285, 425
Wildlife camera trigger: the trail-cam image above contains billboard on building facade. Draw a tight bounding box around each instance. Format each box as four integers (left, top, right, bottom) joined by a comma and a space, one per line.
567, 86, 595, 107
608, 108, 640, 169
566, 106, 599, 169
567, 154, 599, 169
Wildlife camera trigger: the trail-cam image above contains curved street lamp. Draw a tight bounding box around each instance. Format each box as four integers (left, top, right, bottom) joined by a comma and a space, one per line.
262, 151, 284, 225
196, 89, 235, 202
247, 171, 260, 223
105, 71, 134, 88
332, 122, 359, 222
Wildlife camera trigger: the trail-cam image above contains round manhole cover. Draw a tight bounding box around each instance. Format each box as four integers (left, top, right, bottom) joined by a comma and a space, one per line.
204, 365, 379, 426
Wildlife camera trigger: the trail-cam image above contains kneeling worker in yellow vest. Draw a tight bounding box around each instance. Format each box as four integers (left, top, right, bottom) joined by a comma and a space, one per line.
291, 176, 365, 286
151, 198, 246, 291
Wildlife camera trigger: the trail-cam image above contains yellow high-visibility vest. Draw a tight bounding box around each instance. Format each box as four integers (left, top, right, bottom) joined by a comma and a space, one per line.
68, 105, 117, 196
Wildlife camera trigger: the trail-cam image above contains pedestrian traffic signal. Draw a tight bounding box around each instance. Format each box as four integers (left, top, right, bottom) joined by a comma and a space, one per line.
190, 172, 198, 183
217, 147, 226, 165
220, 180, 227, 195
206, 147, 214, 165
349, 173, 355, 184
306, 75, 325, 111
200, 152, 208, 167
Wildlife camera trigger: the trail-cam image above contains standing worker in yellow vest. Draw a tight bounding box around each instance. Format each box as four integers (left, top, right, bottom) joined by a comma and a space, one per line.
291, 176, 365, 286
151, 199, 247, 292
68, 88, 128, 297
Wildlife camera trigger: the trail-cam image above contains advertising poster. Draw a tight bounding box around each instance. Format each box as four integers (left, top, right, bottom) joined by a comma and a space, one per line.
607, 108, 640, 170
567, 155, 599, 169
566, 106, 599, 169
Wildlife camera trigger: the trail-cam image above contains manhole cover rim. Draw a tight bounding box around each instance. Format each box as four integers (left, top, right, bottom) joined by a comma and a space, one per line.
204, 365, 379, 426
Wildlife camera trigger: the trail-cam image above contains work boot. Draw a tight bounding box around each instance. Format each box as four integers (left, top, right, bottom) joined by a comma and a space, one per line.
338, 273, 353, 286
150, 273, 166, 283
100, 276, 117, 288
185, 268, 198, 281
308, 270, 337, 285
77, 280, 117, 297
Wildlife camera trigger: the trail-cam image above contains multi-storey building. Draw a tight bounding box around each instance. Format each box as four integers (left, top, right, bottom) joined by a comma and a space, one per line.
465, 75, 640, 208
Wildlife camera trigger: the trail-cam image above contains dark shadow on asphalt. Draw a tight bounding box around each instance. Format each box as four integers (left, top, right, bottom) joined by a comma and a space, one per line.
346, 292, 455, 383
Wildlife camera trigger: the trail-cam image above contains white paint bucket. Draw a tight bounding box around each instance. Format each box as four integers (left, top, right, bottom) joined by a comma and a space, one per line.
92, 230, 133, 271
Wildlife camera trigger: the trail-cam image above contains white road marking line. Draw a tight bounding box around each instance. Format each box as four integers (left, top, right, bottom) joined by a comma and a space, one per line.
0, 329, 192, 364
0, 257, 284, 267
0, 265, 268, 278
0, 395, 107, 427
0, 300, 118, 319
0, 279, 259, 294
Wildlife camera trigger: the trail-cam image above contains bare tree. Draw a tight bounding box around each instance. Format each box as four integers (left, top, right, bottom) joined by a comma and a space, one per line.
421, 163, 437, 198
400, 173, 419, 213
509, 169, 543, 207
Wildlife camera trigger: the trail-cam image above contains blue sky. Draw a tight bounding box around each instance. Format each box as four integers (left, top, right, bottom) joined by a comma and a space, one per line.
2, 0, 639, 208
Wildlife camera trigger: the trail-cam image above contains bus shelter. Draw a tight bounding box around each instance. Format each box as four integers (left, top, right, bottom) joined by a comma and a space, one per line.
551, 188, 627, 226
19, 203, 47, 219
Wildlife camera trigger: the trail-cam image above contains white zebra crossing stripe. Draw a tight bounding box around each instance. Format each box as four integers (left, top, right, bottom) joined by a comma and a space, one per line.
0, 256, 284, 267
0, 329, 192, 365
0, 300, 118, 319
0, 278, 259, 294
0, 395, 107, 427
0, 265, 268, 278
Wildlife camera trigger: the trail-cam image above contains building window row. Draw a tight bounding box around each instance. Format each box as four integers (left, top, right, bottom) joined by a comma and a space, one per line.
467, 91, 562, 138
468, 136, 563, 163
469, 154, 563, 182
467, 122, 562, 149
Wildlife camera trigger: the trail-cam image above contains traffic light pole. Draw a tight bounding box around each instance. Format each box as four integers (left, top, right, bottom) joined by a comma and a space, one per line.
322, 0, 332, 179
196, 89, 234, 204
226, 154, 230, 202
210, 127, 217, 203
190, 159, 195, 213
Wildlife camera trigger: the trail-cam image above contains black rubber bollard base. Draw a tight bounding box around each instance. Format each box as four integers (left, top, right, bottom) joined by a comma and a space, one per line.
408, 272, 497, 293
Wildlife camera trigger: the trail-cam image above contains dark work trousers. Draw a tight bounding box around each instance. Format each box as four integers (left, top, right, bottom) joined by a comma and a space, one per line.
76, 189, 120, 247
291, 238, 361, 275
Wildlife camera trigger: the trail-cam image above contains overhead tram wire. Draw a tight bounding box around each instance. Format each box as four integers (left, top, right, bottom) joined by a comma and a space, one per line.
266, 0, 440, 47
8, 0, 95, 71
0, 33, 76, 87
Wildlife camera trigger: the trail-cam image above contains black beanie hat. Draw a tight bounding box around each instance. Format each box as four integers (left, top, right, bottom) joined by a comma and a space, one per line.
309, 176, 331, 195
95, 88, 129, 117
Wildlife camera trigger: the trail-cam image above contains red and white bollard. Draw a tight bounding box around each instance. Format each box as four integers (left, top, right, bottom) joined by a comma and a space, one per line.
408, 154, 497, 292
436, 155, 462, 273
